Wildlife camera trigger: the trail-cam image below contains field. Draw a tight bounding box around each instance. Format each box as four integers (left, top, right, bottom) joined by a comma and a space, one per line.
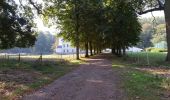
112, 52, 170, 100
0, 54, 85, 100
0, 54, 85, 62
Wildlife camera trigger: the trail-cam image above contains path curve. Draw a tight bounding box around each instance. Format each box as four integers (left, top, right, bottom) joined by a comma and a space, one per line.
23, 54, 125, 100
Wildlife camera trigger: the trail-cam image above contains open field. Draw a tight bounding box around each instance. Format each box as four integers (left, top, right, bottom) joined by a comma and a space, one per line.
0, 56, 84, 100
112, 52, 170, 100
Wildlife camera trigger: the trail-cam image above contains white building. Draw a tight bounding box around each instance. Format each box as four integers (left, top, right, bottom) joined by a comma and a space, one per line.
55, 39, 77, 54
126, 47, 143, 52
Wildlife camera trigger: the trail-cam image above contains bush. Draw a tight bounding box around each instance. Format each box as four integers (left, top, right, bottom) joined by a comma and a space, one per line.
145, 47, 167, 52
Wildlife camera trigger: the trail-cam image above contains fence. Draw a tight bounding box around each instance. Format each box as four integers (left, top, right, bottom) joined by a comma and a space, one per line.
0, 53, 85, 63
127, 51, 166, 66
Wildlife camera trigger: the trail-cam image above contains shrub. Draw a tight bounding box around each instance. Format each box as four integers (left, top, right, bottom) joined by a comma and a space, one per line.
145, 47, 167, 52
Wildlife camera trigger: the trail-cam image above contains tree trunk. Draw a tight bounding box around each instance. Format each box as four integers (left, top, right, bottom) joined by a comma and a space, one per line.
165, 0, 170, 61
89, 41, 93, 56
99, 49, 102, 53
94, 47, 96, 55
97, 48, 99, 54
76, 35, 79, 60
75, 1, 79, 60
85, 42, 89, 57
123, 47, 126, 56
112, 47, 115, 54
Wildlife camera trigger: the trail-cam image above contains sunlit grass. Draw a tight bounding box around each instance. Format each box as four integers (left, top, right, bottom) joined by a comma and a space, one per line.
0, 59, 79, 100
112, 52, 170, 100
126, 52, 169, 67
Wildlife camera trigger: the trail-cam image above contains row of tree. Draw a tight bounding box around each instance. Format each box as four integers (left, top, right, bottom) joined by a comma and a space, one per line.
44, 0, 141, 58
42, 0, 170, 60
1, 0, 170, 61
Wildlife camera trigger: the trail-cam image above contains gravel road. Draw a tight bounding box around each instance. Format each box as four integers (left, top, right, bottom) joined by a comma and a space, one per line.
23, 54, 125, 100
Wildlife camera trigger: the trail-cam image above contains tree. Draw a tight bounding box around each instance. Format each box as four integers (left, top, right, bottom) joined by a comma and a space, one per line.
42, 0, 141, 57
0, 0, 37, 49
34, 31, 55, 54
152, 24, 166, 44
135, 0, 170, 61
104, 0, 141, 56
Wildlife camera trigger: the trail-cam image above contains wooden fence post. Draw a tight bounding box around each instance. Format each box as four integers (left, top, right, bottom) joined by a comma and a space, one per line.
7, 55, 9, 61
18, 53, 21, 62
40, 53, 42, 63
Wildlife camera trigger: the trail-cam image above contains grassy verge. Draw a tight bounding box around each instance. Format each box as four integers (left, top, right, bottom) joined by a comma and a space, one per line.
0, 59, 82, 100
112, 52, 170, 100
126, 52, 169, 67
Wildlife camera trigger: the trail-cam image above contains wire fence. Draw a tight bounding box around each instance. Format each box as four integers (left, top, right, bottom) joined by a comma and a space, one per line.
126, 51, 167, 66
0, 53, 85, 63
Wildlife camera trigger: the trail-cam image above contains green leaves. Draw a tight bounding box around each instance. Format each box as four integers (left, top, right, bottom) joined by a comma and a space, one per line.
43, 0, 141, 56
0, 0, 36, 49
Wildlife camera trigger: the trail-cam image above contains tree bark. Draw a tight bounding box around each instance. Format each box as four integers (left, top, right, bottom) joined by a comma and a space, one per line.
165, 0, 170, 61
112, 47, 115, 54
89, 41, 93, 56
85, 42, 89, 57
94, 47, 96, 55
97, 48, 99, 54
123, 46, 126, 56
75, 1, 79, 60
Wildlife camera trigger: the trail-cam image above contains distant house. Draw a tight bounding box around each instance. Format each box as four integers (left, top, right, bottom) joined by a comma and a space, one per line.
126, 47, 143, 52
55, 39, 76, 54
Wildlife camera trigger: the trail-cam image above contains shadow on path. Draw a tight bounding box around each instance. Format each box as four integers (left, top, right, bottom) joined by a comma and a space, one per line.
23, 53, 125, 100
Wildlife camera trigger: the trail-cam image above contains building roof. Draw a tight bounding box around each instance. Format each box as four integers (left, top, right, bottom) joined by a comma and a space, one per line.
57, 45, 62, 48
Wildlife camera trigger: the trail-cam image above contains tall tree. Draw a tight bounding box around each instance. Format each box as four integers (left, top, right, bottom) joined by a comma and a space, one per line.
0, 0, 37, 49
135, 0, 170, 61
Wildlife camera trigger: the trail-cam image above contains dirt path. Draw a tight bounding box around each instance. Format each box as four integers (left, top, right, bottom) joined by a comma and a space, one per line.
23, 54, 125, 100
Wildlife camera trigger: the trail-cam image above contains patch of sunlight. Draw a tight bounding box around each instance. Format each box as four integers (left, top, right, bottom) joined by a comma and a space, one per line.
112, 64, 125, 68
86, 79, 103, 83
70, 60, 86, 64
42, 76, 51, 80
161, 78, 170, 90
136, 68, 170, 77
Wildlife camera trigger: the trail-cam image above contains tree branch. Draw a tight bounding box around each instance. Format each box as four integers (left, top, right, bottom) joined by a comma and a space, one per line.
138, 0, 165, 15
28, 0, 42, 14
138, 6, 164, 15
157, 0, 164, 8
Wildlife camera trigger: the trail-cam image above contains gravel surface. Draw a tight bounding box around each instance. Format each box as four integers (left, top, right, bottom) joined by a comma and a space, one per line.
22, 54, 125, 100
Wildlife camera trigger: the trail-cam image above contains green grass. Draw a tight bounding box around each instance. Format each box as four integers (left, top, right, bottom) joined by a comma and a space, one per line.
124, 69, 164, 100
0, 60, 81, 100
112, 52, 170, 100
125, 52, 169, 67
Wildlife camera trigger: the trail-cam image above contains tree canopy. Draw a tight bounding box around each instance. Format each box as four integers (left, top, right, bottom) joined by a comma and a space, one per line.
43, 0, 141, 58
0, 0, 37, 49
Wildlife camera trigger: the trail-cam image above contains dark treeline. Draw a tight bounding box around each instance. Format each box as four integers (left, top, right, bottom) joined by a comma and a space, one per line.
1, 31, 56, 54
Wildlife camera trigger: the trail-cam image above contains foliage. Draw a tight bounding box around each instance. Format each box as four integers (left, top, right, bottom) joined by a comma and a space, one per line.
152, 24, 166, 44
1, 32, 56, 54
33, 31, 55, 54
0, 0, 37, 49
146, 47, 167, 52
137, 17, 166, 48
43, 0, 141, 57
